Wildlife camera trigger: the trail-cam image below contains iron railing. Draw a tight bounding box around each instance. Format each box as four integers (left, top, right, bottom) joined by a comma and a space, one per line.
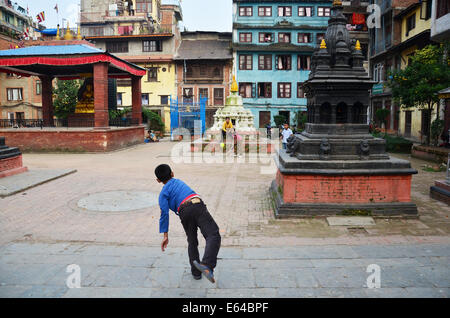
0, 118, 140, 128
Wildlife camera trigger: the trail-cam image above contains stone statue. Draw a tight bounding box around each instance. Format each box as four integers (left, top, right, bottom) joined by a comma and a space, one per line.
319, 138, 331, 160
286, 135, 301, 157
359, 138, 370, 159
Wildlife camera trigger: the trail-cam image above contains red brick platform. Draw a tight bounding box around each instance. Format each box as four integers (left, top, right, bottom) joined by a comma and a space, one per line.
276, 170, 413, 204
1, 126, 145, 152
0, 154, 28, 178
430, 180, 450, 205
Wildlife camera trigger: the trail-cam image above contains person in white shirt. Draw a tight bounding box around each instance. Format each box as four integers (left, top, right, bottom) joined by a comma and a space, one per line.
281, 123, 293, 150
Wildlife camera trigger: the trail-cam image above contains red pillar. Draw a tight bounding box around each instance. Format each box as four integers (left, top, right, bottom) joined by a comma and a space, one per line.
40, 76, 54, 126
93, 62, 109, 128
131, 76, 142, 125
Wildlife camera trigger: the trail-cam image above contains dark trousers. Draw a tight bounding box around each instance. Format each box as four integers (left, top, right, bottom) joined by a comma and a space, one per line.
179, 201, 221, 276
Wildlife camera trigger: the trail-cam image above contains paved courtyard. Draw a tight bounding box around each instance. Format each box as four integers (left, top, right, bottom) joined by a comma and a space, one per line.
0, 140, 449, 297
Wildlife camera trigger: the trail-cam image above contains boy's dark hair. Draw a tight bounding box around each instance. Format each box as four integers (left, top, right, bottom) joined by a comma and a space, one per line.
155, 164, 172, 182
226, 116, 230, 119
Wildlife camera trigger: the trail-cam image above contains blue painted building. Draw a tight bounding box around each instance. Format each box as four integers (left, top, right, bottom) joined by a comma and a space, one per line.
232, 0, 332, 128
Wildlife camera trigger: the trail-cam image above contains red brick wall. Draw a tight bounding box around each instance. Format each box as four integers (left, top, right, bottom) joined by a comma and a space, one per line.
277, 170, 413, 204
1, 127, 145, 152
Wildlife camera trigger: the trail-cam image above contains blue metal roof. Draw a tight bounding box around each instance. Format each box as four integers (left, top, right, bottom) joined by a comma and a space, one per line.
0, 45, 104, 57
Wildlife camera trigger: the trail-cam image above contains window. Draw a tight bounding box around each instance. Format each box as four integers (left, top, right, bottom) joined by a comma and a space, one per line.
298, 6, 313, 17
118, 26, 133, 35
298, 33, 311, 43
106, 41, 128, 53
136, 0, 152, 13
6, 88, 23, 101
278, 83, 291, 98
258, 6, 272, 17
214, 88, 224, 106
89, 26, 104, 36
318, 7, 331, 17
258, 55, 272, 70
147, 67, 158, 82
239, 33, 252, 43
160, 95, 169, 105
143, 40, 162, 52
258, 83, 272, 98
117, 93, 123, 106
142, 93, 149, 105
36, 80, 41, 95
239, 6, 252, 16
199, 88, 208, 100
276, 55, 292, 70
316, 33, 325, 45
437, 0, 450, 19
406, 13, 416, 36
239, 83, 253, 98
183, 87, 193, 104
278, 33, 291, 43
259, 32, 273, 43
278, 6, 292, 17
297, 83, 305, 98
422, 0, 432, 20
298, 55, 311, 70
239, 54, 253, 70
373, 63, 384, 82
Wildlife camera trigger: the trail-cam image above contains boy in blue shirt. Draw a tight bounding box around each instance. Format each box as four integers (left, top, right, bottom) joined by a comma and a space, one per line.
155, 164, 221, 283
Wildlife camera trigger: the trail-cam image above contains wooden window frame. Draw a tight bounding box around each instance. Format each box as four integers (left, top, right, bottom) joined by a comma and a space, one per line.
6, 88, 23, 101
258, 6, 272, 17
278, 6, 292, 17
239, 32, 252, 43
298, 6, 313, 17
277, 83, 291, 99
318, 7, 331, 17
239, 54, 253, 70
258, 54, 272, 70
239, 6, 253, 17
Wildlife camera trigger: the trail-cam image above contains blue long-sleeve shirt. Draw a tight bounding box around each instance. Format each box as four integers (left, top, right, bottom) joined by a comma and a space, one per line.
158, 178, 197, 233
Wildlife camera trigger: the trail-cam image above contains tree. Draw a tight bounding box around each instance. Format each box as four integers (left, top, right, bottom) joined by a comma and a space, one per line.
375, 108, 390, 137
386, 43, 450, 146
53, 79, 80, 119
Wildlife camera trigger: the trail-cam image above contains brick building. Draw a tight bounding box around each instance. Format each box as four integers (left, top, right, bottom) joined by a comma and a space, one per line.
0, 0, 41, 121
174, 31, 233, 128
368, 0, 429, 135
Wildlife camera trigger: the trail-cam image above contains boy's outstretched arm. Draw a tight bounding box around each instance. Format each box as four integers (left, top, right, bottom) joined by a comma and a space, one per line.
159, 193, 170, 252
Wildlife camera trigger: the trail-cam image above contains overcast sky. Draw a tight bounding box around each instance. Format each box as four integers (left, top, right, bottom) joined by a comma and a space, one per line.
15, 0, 232, 31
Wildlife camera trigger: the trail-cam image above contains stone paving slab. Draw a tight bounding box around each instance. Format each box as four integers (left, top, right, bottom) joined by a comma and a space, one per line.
0, 242, 449, 298
0, 169, 76, 197
327, 217, 376, 226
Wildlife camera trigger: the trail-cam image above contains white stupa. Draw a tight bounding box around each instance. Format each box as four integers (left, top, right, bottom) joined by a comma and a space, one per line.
208, 76, 256, 137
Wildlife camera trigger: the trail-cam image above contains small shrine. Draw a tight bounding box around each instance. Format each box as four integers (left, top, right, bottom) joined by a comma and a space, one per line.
271, 1, 418, 217
0, 137, 28, 178
208, 76, 256, 137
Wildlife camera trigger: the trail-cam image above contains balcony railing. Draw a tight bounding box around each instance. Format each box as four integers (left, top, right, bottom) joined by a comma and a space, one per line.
0, 118, 140, 128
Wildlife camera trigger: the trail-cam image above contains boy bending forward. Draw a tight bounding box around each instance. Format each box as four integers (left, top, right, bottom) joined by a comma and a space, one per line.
155, 164, 221, 283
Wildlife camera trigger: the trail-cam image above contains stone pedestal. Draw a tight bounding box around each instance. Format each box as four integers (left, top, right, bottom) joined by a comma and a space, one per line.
0, 137, 28, 178
430, 181, 450, 205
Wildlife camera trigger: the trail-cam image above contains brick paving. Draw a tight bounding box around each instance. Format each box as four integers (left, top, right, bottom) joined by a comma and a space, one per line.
0, 141, 449, 297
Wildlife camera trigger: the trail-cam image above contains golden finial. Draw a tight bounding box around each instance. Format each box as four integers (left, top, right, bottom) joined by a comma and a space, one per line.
56, 24, 60, 40
64, 21, 73, 40
320, 39, 327, 49
355, 40, 361, 51
76, 24, 82, 40
333, 0, 343, 6
231, 75, 238, 93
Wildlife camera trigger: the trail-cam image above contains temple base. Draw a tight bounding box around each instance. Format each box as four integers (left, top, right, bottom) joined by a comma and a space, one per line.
430, 180, 450, 205
271, 151, 418, 218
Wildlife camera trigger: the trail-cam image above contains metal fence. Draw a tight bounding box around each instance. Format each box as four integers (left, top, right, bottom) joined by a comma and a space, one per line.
0, 118, 140, 128
170, 97, 206, 136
